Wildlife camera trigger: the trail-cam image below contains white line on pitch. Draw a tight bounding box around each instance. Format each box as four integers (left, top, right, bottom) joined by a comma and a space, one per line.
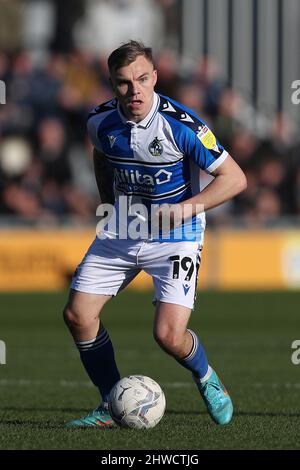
0, 379, 192, 388
1, 379, 300, 389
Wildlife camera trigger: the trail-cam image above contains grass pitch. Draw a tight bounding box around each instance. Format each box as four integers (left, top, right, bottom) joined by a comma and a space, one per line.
0, 290, 299, 450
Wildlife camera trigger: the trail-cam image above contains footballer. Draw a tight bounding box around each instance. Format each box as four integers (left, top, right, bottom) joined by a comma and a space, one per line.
63, 40, 247, 427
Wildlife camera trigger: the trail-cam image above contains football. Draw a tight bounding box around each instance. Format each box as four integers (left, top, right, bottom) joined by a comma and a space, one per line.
108, 375, 166, 429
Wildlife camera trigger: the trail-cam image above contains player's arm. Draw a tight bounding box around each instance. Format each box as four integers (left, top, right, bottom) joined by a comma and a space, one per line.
155, 154, 246, 226
181, 154, 247, 215
93, 148, 115, 205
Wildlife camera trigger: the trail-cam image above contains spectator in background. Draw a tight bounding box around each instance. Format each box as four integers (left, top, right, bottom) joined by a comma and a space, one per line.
193, 57, 227, 118
37, 118, 71, 186
251, 188, 282, 226
175, 83, 205, 117
155, 49, 180, 98
257, 157, 290, 213
0, 136, 43, 222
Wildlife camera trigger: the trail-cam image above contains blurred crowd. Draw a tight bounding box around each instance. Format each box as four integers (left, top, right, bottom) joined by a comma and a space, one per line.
1, 48, 300, 227
0, 1, 299, 228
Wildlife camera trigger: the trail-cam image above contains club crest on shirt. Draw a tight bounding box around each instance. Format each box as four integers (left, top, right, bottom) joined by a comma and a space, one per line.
148, 137, 164, 156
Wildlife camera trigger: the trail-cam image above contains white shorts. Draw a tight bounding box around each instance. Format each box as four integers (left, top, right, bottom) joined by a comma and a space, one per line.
71, 237, 203, 309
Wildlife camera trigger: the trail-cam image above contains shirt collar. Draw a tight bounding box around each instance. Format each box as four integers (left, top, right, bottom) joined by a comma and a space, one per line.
117, 92, 160, 129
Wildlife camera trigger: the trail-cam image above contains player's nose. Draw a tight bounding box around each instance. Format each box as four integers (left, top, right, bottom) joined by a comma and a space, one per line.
130, 81, 140, 96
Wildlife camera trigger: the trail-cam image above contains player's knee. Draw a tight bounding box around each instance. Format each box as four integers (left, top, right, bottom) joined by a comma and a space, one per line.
63, 305, 93, 331
63, 305, 78, 328
154, 329, 182, 355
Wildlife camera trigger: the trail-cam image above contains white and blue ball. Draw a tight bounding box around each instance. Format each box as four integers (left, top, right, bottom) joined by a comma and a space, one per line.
108, 375, 166, 429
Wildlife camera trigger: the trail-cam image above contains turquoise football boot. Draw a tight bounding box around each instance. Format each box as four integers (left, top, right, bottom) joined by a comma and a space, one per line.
194, 369, 233, 425
65, 404, 115, 428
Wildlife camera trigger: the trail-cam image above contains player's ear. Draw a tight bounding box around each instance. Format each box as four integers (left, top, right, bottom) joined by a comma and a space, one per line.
152, 69, 157, 87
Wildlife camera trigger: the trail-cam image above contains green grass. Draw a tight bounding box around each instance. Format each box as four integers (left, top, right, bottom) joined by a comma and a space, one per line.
0, 290, 300, 450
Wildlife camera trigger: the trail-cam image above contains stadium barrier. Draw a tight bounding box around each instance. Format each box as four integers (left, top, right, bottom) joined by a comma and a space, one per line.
0, 229, 299, 291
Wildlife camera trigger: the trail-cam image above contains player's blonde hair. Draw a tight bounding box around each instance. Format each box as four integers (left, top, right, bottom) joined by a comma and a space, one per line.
108, 40, 154, 73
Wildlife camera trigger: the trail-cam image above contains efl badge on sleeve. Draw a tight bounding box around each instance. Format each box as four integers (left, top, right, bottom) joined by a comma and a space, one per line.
197, 126, 220, 153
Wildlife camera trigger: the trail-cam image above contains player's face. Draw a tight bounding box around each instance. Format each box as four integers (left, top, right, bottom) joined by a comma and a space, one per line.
110, 55, 157, 123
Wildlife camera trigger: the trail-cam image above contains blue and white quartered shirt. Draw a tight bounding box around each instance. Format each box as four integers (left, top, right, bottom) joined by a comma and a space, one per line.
87, 92, 228, 242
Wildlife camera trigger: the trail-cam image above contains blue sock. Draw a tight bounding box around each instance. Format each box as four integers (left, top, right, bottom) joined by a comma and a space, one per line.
176, 329, 209, 379
75, 326, 120, 404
